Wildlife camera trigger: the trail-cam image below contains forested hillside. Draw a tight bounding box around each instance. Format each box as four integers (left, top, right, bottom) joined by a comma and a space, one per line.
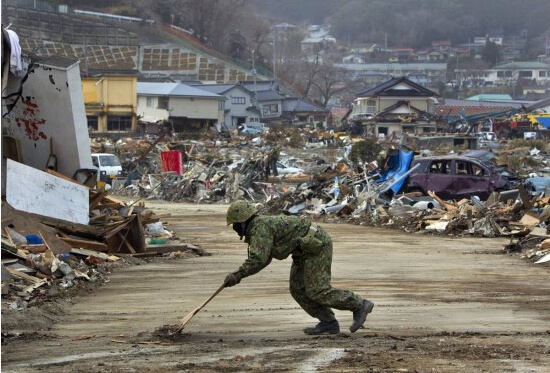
252, 0, 550, 49
63, 0, 550, 60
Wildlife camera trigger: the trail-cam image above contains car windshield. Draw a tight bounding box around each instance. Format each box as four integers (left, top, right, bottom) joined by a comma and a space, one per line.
99, 155, 121, 167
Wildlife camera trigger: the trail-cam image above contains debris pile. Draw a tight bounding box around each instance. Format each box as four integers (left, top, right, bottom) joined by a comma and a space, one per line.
1, 185, 207, 310
91, 135, 550, 255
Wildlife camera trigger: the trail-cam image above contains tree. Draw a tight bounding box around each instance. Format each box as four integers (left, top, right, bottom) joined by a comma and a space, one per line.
310, 63, 348, 108
482, 39, 501, 66
349, 139, 382, 164
165, 0, 249, 51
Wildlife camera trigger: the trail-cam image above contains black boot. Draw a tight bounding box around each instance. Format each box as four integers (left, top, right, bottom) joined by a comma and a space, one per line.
303, 319, 340, 335
350, 299, 374, 333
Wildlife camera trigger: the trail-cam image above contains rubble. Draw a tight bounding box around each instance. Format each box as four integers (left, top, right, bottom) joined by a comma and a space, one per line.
2, 130, 549, 322
1, 181, 208, 313
90, 134, 550, 249
118, 134, 550, 258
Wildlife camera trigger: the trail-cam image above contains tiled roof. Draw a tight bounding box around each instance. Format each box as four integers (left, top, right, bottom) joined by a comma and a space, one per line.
330, 107, 351, 119
256, 89, 286, 101
466, 94, 513, 101
188, 83, 240, 94
526, 96, 550, 111
494, 61, 550, 69
434, 105, 517, 118
357, 76, 439, 97
282, 98, 328, 113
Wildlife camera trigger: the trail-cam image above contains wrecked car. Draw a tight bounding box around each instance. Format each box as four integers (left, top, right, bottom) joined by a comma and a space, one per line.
404, 155, 519, 201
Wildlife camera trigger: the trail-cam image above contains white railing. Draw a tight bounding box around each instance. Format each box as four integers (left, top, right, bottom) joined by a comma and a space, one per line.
73, 9, 155, 24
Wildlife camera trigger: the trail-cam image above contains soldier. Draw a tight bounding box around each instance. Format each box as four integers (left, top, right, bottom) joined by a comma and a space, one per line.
268, 147, 279, 177
262, 152, 270, 180
224, 200, 374, 335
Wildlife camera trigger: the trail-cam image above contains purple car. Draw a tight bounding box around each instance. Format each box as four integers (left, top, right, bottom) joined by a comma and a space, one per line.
405, 155, 519, 201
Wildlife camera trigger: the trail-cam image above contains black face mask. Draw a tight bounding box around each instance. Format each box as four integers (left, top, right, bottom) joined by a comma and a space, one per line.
233, 222, 245, 239
233, 214, 257, 240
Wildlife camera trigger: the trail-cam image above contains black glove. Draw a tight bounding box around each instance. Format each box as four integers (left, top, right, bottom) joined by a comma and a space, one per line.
224, 272, 241, 287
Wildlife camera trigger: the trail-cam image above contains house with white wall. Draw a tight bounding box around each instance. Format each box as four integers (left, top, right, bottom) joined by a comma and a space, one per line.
137, 82, 224, 133
189, 83, 260, 129
2, 55, 93, 178
484, 61, 550, 86
350, 76, 440, 137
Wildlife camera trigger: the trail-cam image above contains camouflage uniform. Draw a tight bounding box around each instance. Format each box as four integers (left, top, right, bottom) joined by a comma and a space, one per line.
233, 214, 363, 322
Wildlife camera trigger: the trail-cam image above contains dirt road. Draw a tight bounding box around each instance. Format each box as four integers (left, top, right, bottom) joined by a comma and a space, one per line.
2, 201, 549, 372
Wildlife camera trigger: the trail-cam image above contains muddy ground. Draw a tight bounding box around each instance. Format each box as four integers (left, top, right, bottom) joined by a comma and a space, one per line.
2, 201, 550, 372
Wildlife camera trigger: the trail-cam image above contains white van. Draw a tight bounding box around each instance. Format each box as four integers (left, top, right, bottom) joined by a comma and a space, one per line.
91, 153, 123, 184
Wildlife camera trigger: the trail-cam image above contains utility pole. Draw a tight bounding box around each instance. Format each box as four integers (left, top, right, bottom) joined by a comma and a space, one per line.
252, 49, 258, 109
272, 28, 276, 79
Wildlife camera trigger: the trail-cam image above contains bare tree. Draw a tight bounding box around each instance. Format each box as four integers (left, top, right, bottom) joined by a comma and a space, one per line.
165, 0, 249, 51
310, 63, 349, 108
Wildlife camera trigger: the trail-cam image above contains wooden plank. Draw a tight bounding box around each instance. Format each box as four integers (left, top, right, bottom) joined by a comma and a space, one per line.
89, 191, 107, 210
3, 227, 15, 245
117, 232, 136, 253
428, 191, 457, 211
104, 218, 134, 239
90, 214, 109, 221
44, 168, 86, 187
70, 248, 111, 260
95, 202, 126, 209
59, 237, 109, 251
23, 279, 48, 292
517, 184, 532, 209
102, 194, 127, 208
6, 160, 89, 225
5, 266, 43, 284
519, 213, 540, 227
18, 244, 47, 254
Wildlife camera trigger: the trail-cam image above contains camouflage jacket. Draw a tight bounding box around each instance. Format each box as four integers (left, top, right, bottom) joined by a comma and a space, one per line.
236, 215, 311, 279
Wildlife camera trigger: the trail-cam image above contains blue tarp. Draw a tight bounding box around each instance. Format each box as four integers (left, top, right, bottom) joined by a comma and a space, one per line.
527, 176, 550, 193
534, 117, 550, 128
375, 149, 415, 194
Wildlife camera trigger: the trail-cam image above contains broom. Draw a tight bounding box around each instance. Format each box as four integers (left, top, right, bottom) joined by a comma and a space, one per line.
175, 282, 225, 333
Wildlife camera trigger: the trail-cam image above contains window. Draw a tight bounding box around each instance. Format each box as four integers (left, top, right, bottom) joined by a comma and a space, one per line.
231, 97, 246, 105
471, 164, 486, 176
158, 96, 169, 110
262, 104, 279, 115
497, 71, 505, 78
107, 116, 132, 131
455, 160, 470, 175
98, 155, 121, 167
87, 116, 98, 131
539, 71, 547, 78
146, 97, 153, 107
429, 160, 451, 174
218, 100, 225, 111
519, 70, 532, 78
366, 99, 376, 114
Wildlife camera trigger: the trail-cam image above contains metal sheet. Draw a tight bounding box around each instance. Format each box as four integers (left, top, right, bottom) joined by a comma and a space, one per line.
6, 159, 89, 225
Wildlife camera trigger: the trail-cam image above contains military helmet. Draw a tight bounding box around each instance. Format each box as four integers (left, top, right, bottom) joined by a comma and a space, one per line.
226, 200, 257, 225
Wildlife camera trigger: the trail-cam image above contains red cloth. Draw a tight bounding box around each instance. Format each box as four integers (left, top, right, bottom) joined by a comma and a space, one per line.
161, 150, 183, 175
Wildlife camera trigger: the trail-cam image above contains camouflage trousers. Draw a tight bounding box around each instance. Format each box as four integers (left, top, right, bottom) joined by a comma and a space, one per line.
289, 226, 363, 322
